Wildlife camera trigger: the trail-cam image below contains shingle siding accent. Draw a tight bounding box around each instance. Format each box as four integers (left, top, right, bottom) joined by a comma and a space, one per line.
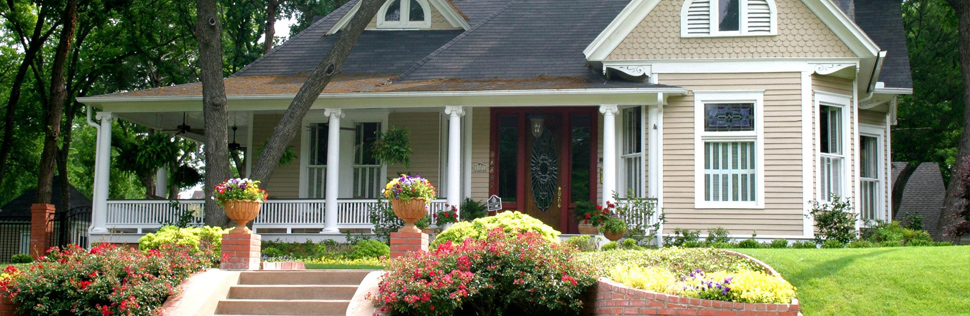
607, 0, 855, 60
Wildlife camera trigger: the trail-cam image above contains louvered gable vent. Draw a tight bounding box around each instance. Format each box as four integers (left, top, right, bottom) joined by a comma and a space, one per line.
681, 0, 775, 37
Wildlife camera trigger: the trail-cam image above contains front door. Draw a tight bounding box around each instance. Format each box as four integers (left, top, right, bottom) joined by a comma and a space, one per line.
490, 108, 598, 233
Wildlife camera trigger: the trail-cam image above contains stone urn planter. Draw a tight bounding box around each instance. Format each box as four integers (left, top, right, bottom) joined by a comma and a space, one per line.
602, 230, 625, 241
578, 222, 599, 235
224, 200, 262, 234
392, 198, 427, 233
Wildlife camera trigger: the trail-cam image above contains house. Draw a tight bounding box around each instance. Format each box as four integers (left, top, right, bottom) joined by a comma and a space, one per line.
0, 178, 92, 260
77, 0, 912, 244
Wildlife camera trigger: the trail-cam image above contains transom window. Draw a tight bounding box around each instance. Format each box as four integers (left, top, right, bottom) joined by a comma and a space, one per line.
378, 0, 431, 29
681, 0, 775, 37
694, 92, 764, 208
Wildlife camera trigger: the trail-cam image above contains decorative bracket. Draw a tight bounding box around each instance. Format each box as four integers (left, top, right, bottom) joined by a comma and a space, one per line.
606, 65, 651, 77
811, 63, 855, 76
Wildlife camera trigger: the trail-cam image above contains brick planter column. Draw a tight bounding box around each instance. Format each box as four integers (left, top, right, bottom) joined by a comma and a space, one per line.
29, 204, 55, 259
390, 232, 428, 258
220, 232, 261, 270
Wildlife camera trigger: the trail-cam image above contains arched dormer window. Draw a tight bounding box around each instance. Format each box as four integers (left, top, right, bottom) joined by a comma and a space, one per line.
378, 0, 432, 29
681, 0, 776, 37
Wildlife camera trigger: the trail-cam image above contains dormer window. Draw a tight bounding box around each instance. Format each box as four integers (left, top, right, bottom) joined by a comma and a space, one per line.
378, 0, 431, 29
681, 0, 776, 37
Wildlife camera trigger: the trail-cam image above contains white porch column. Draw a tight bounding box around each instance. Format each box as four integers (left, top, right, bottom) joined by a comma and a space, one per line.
90, 112, 113, 234
155, 168, 167, 198
600, 105, 618, 205
445, 106, 465, 216
322, 108, 343, 234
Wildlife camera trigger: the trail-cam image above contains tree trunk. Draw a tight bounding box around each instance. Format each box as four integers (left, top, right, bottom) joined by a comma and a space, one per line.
36, 0, 78, 205
196, 0, 231, 227
0, 10, 48, 188
250, 0, 384, 182
938, 0, 970, 241
263, 0, 279, 55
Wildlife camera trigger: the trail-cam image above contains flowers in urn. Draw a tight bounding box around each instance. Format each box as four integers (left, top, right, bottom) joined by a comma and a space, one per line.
213, 178, 268, 233
598, 201, 628, 241
573, 200, 610, 227
212, 178, 268, 206
384, 174, 437, 233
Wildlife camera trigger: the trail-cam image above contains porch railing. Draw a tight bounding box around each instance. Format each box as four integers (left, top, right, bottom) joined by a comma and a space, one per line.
104, 198, 449, 233
616, 198, 661, 236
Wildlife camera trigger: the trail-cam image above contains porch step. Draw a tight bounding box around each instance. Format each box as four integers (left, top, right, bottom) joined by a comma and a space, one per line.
227, 285, 359, 300
215, 270, 374, 316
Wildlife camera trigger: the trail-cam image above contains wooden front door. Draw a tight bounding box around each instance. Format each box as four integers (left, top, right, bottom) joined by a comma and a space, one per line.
489, 108, 598, 233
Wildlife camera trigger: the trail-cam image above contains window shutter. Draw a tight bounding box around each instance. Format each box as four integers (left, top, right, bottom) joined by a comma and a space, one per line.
746, 0, 771, 33
686, 0, 711, 35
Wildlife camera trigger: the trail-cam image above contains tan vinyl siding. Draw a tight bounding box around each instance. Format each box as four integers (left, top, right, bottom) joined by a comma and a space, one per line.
660, 72, 805, 236
387, 112, 441, 189
607, 0, 854, 61
812, 75, 855, 204
253, 113, 301, 198
471, 110, 490, 201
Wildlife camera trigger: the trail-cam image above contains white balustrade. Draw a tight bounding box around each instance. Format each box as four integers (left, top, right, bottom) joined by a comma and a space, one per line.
104, 198, 449, 233
615, 198, 661, 235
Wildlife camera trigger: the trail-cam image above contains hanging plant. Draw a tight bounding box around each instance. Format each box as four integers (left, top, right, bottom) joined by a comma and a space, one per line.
372, 126, 412, 171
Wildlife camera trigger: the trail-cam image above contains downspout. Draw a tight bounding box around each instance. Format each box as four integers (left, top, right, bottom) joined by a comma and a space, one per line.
86, 105, 99, 130
859, 51, 887, 103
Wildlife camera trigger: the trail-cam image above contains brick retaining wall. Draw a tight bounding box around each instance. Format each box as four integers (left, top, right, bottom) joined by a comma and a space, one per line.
591, 278, 800, 316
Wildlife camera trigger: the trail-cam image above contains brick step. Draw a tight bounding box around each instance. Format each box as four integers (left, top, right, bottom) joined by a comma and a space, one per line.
215, 299, 349, 315
237, 270, 372, 285
227, 285, 358, 300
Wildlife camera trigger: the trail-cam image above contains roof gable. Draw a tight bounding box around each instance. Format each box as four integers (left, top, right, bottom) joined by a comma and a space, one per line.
584, 0, 881, 61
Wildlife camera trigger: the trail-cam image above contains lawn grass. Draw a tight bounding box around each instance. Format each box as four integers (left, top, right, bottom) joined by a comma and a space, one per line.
736, 246, 970, 316
303, 263, 383, 270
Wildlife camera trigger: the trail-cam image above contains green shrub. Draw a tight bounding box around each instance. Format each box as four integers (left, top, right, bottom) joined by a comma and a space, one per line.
349, 239, 390, 259
600, 217, 628, 235
822, 239, 845, 248
902, 211, 924, 231
711, 242, 736, 249
808, 196, 858, 244
736, 234, 761, 249
933, 241, 956, 246
769, 239, 789, 249
2, 244, 207, 316
621, 238, 642, 250
791, 241, 817, 249
846, 240, 874, 248
864, 221, 934, 246
139, 225, 229, 253
9, 254, 31, 264
372, 229, 595, 316
667, 228, 701, 247
432, 211, 560, 246
682, 240, 707, 248
601, 241, 619, 251
706, 227, 731, 244
565, 235, 598, 252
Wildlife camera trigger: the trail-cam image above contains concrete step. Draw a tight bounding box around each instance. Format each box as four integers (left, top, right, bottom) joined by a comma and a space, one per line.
237, 270, 372, 285
227, 285, 358, 300
215, 299, 350, 315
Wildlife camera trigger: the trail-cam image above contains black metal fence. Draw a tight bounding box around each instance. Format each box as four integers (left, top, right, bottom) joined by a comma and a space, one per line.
49, 206, 92, 250
0, 216, 32, 262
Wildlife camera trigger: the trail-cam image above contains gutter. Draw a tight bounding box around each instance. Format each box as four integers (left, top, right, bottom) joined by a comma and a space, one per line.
85, 105, 100, 131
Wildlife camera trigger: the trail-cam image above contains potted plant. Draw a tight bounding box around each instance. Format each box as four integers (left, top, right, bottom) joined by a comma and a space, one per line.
434, 204, 460, 229
598, 201, 627, 241
573, 200, 608, 234
384, 174, 437, 233
212, 178, 268, 233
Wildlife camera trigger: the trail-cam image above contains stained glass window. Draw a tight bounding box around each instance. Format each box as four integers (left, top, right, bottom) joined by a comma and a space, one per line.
705, 103, 754, 132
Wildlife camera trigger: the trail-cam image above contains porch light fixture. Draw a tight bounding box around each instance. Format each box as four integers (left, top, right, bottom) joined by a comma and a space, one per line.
529, 114, 546, 137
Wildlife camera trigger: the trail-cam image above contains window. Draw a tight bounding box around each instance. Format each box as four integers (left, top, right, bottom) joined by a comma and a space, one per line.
307, 123, 329, 198
681, 0, 775, 37
498, 116, 519, 203
694, 92, 764, 208
378, 0, 431, 29
859, 133, 880, 222
819, 105, 844, 202
353, 122, 382, 198
621, 107, 644, 197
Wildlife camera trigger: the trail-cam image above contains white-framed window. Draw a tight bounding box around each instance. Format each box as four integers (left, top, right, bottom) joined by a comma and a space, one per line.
377, 0, 431, 29
816, 92, 850, 203
681, 0, 776, 37
858, 128, 882, 223
307, 123, 329, 199
621, 107, 645, 197
353, 122, 382, 198
694, 91, 764, 209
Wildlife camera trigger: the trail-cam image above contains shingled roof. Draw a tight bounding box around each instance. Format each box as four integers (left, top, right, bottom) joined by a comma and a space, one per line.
853, 0, 913, 89
0, 177, 92, 218
895, 162, 944, 237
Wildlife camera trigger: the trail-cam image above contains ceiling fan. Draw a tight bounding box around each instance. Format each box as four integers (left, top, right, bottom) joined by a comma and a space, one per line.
163, 112, 205, 135
229, 125, 246, 152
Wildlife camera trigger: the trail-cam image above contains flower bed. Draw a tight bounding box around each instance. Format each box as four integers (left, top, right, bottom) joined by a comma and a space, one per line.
371, 228, 594, 316
0, 243, 210, 316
